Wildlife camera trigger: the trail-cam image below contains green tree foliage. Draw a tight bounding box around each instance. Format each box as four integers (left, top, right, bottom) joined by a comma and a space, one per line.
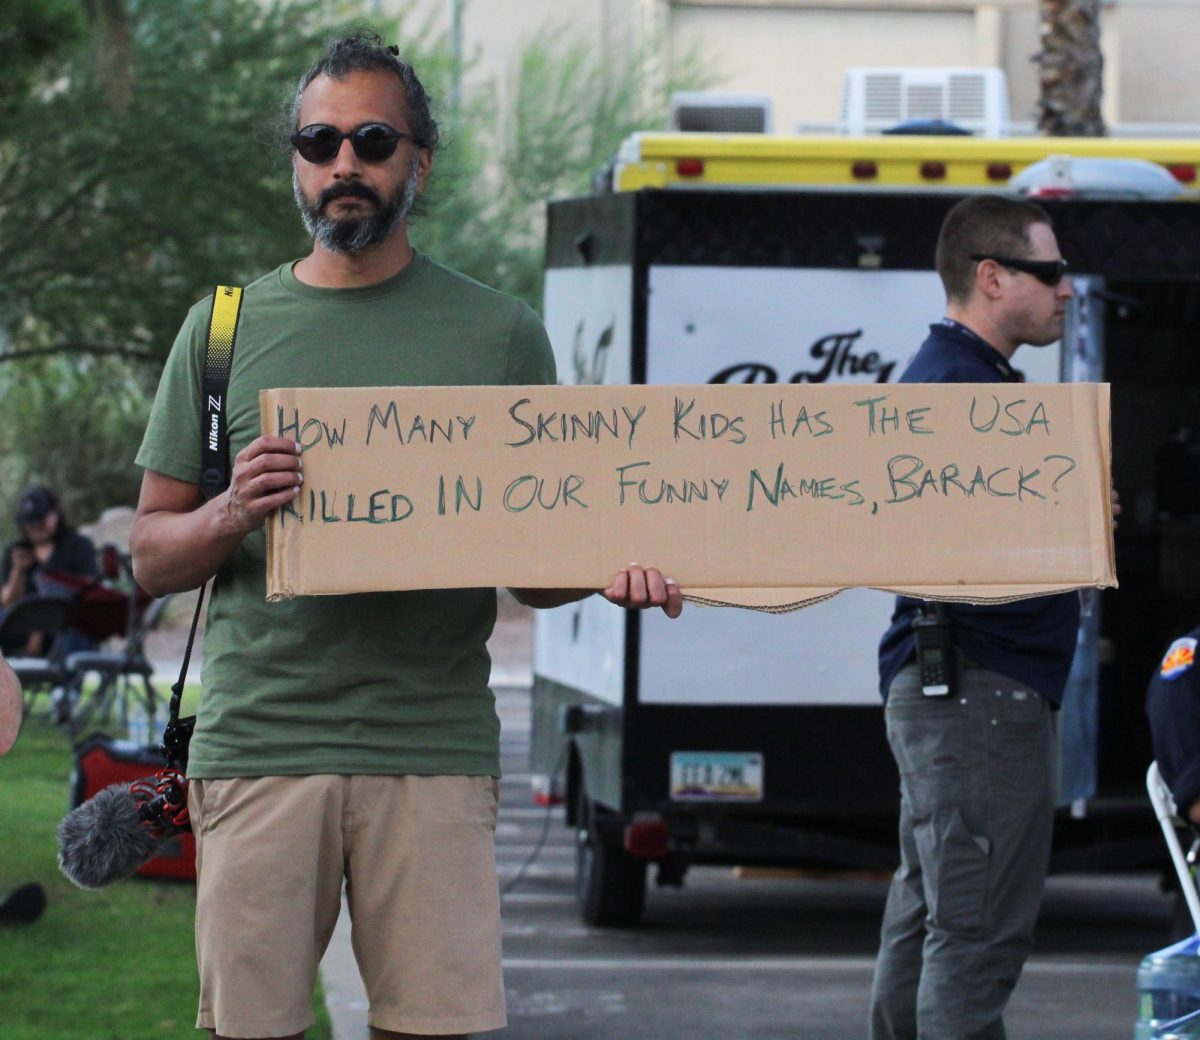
0, 357, 150, 529
415, 26, 708, 308
0, 0, 709, 526
0, 0, 358, 373
0, 0, 367, 523
0, 0, 85, 118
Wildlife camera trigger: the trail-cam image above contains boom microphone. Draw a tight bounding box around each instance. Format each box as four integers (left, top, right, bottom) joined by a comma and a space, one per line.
57, 771, 189, 890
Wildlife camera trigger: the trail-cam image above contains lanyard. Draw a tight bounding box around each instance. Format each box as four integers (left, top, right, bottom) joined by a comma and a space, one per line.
938, 318, 1019, 381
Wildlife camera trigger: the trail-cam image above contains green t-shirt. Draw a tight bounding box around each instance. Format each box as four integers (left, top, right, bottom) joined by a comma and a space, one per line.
137, 253, 555, 779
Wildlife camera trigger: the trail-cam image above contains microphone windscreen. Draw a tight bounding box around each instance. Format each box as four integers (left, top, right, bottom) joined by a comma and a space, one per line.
57, 781, 167, 890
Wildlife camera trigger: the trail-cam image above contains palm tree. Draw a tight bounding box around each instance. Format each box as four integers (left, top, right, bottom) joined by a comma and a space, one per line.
1036, 0, 1105, 136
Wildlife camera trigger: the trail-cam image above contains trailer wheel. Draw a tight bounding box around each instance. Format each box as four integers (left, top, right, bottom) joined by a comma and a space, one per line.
575, 785, 646, 927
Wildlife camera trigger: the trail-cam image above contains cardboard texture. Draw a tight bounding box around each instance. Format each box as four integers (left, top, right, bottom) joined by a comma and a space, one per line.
261, 383, 1116, 610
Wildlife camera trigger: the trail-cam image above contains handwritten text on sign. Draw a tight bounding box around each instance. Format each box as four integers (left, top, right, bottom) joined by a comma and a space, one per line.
261, 383, 1114, 605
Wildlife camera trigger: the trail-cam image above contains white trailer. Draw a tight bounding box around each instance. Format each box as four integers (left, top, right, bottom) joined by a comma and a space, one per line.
531, 181, 1199, 926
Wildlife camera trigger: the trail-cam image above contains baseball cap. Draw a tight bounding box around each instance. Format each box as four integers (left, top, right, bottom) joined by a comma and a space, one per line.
15, 485, 58, 525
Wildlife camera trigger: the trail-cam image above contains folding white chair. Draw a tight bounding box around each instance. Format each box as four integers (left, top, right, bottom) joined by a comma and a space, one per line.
1148, 761, 1200, 937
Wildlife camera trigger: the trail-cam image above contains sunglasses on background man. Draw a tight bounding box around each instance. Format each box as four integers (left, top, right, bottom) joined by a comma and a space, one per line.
970, 254, 1070, 287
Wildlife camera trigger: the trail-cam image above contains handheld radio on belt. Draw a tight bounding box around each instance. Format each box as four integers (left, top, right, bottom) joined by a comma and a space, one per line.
913, 603, 956, 698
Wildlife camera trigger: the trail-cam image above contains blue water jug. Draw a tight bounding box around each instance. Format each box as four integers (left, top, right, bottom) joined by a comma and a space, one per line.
1136, 934, 1200, 1038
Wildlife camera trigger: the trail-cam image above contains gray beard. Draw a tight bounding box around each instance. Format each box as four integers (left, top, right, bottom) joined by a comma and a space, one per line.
293, 154, 420, 255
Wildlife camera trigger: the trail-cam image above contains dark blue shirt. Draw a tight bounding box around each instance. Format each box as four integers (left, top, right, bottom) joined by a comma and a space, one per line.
1146, 626, 1200, 814
877, 321, 1081, 706
1, 530, 97, 591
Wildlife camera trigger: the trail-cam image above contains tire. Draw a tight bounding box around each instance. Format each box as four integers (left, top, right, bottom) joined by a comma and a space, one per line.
575, 784, 647, 927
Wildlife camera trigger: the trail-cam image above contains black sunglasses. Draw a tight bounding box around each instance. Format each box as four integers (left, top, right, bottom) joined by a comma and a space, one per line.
290, 122, 420, 165
970, 254, 1069, 287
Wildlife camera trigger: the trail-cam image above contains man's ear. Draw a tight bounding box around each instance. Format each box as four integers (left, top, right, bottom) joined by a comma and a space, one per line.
974, 258, 1005, 302
415, 147, 433, 194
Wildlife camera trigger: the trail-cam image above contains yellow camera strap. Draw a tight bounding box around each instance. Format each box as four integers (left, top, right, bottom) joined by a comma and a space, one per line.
163, 284, 242, 770
199, 285, 243, 501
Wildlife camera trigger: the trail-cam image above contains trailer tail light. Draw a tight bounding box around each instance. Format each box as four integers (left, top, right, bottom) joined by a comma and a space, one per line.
530, 774, 563, 807
920, 161, 946, 181
987, 162, 1013, 182
851, 160, 877, 180
1023, 186, 1077, 199
1168, 164, 1197, 184
676, 157, 705, 178
624, 816, 669, 859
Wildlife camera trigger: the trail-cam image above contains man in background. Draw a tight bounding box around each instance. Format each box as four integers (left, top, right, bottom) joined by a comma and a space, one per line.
869, 194, 1080, 1040
1147, 626, 1200, 825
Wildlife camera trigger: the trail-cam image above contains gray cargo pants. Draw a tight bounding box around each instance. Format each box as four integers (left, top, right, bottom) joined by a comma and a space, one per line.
868, 661, 1057, 1040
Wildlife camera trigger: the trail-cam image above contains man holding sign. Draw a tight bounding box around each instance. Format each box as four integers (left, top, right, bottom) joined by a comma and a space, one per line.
131, 32, 679, 1040
869, 195, 1080, 1040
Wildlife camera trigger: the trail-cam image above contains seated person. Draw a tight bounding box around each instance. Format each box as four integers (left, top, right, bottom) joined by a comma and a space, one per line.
0, 486, 97, 656
1146, 625, 1200, 825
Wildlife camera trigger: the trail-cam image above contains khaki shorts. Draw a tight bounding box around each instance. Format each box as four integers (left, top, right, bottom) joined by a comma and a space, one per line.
190, 774, 503, 1038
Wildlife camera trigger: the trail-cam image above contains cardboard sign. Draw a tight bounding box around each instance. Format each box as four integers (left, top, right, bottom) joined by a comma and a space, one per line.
261, 383, 1116, 610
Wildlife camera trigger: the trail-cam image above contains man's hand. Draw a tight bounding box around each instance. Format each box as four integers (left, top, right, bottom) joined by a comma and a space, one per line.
1111, 487, 1122, 530
218, 436, 304, 537
131, 438, 302, 597
9, 547, 33, 574
510, 566, 684, 616
602, 565, 683, 619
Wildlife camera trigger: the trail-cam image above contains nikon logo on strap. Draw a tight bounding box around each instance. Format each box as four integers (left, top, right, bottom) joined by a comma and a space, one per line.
201, 286, 243, 501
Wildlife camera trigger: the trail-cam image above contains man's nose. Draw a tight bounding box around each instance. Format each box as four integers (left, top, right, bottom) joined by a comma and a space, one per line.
330, 136, 362, 176
1057, 276, 1075, 300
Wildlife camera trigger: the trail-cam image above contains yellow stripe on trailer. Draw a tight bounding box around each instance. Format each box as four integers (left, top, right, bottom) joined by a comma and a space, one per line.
613, 133, 1200, 191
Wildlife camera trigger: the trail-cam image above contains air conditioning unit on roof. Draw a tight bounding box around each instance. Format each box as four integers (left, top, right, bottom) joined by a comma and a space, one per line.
839, 67, 1010, 137
669, 91, 773, 134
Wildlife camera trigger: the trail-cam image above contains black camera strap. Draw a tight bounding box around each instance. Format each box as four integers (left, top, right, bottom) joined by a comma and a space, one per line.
161, 285, 244, 771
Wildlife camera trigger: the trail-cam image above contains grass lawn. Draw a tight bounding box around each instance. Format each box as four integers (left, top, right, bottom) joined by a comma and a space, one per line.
0, 688, 333, 1039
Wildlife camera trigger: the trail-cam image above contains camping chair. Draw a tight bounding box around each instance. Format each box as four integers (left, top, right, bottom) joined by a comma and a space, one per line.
40, 549, 154, 647
60, 592, 173, 740
1148, 761, 1200, 936
0, 595, 75, 713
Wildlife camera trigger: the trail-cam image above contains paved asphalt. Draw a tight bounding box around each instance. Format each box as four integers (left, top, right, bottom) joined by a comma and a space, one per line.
317, 683, 1178, 1040
140, 591, 1182, 1037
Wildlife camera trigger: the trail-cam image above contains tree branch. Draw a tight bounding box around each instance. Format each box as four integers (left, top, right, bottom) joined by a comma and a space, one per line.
0, 343, 160, 364
0, 168, 112, 263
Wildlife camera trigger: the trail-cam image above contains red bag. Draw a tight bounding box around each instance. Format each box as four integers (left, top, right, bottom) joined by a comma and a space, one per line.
70, 734, 196, 882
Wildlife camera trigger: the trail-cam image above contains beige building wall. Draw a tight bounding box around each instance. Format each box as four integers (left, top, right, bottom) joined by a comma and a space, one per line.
670, 5, 978, 133
390, 0, 640, 107
387, 0, 1199, 133
1113, 2, 1200, 125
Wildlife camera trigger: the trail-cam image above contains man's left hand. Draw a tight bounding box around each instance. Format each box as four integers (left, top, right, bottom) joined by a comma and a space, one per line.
602, 565, 683, 619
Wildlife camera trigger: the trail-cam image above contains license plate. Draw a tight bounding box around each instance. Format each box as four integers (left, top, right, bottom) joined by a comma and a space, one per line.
670, 752, 763, 802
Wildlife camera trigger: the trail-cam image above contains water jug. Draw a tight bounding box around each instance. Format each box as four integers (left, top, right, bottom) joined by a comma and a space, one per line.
1136, 934, 1200, 1038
